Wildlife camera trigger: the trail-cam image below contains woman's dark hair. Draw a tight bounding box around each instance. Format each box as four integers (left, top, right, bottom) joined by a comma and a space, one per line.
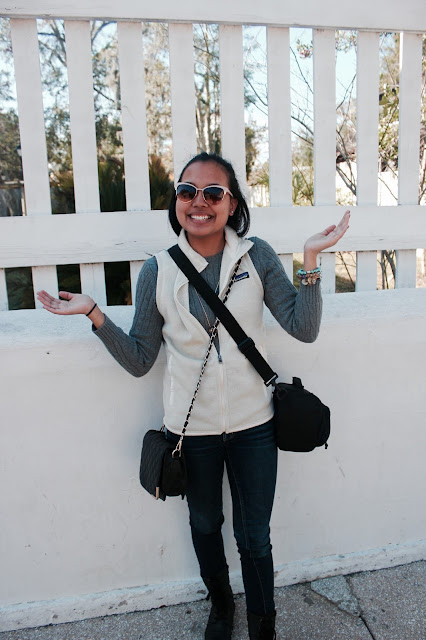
168, 152, 250, 237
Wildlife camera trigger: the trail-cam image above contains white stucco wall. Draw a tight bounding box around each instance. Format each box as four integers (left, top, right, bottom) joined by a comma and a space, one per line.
1, 289, 426, 631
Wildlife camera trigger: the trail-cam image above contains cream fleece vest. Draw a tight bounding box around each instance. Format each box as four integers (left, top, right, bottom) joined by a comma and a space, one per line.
155, 227, 274, 436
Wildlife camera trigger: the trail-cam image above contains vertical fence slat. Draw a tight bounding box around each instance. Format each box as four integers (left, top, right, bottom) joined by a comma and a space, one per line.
79, 263, 107, 306
355, 251, 378, 291
267, 27, 292, 207
64, 20, 100, 213
117, 22, 150, 211
395, 250, 416, 288
0, 270, 8, 311
320, 253, 336, 294
130, 260, 144, 305
219, 25, 246, 189
396, 32, 423, 289
31, 264, 58, 306
9, 19, 51, 215
356, 31, 380, 291
313, 29, 336, 293
31, 266, 59, 302
313, 29, 336, 206
356, 32, 380, 203
10, 18, 58, 307
398, 32, 423, 205
395, 250, 416, 289
278, 254, 293, 279
65, 20, 106, 302
169, 23, 197, 177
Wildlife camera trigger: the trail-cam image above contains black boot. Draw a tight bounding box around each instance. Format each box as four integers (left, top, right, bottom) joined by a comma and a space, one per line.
247, 610, 277, 640
202, 567, 235, 640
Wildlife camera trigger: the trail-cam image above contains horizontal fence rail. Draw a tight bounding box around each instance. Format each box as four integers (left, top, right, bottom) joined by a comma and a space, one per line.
2, 207, 426, 269
0, 7, 425, 310
2, 0, 426, 32
1, 205, 426, 309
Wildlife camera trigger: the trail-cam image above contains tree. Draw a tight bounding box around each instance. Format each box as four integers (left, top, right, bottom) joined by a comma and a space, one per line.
141, 23, 172, 162
288, 31, 426, 289
149, 154, 174, 209
0, 110, 21, 182
193, 23, 265, 180
194, 24, 221, 155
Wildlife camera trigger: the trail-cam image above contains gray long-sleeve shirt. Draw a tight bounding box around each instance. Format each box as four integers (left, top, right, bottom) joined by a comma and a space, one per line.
94, 237, 322, 376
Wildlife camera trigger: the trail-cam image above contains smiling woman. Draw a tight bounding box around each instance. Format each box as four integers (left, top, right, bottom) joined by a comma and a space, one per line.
174, 160, 237, 256
168, 152, 251, 255
36, 151, 349, 640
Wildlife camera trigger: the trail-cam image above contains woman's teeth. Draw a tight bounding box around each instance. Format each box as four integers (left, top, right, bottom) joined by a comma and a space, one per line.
190, 215, 211, 220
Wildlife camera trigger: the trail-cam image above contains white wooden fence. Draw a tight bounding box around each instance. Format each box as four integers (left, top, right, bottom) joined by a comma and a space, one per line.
0, 0, 425, 311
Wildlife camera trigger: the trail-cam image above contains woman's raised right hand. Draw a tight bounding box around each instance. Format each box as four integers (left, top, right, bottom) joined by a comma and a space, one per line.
37, 290, 94, 316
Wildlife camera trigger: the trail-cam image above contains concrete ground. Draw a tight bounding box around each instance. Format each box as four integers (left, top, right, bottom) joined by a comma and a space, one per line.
1, 561, 425, 640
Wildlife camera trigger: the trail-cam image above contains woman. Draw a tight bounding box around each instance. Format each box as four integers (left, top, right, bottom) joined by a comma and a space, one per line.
37, 152, 350, 640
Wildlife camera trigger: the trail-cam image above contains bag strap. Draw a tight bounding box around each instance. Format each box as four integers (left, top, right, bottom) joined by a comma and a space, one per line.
171, 254, 242, 458
168, 245, 278, 388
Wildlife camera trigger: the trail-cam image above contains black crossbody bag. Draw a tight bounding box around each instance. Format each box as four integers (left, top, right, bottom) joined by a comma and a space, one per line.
168, 245, 330, 452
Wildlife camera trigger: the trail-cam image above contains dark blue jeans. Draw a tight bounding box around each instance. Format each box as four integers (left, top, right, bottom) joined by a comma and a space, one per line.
166, 419, 278, 615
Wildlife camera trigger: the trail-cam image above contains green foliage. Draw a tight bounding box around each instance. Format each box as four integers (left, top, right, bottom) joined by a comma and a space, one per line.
50, 170, 75, 213
0, 111, 21, 182
149, 155, 173, 210
249, 161, 269, 189
292, 136, 314, 206
295, 30, 357, 59
0, 18, 15, 108
292, 167, 314, 206
44, 108, 72, 173
245, 124, 262, 180
98, 158, 126, 212
5, 267, 35, 309
57, 264, 81, 294
142, 23, 172, 162
378, 84, 399, 173
96, 114, 123, 160
104, 261, 131, 305
50, 154, 173, 214
335, 30, 357, 53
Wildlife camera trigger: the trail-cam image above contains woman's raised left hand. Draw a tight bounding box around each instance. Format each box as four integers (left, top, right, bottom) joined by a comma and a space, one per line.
304, 210, 350, 256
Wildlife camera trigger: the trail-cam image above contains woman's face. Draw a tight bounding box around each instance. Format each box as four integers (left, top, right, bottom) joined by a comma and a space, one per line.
176, 161, 237, 255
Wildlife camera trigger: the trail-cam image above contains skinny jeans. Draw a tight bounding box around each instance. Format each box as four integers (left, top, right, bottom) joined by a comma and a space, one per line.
166, 419, 278, 616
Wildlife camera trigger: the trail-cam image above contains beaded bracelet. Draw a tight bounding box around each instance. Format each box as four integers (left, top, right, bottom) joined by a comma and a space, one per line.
296, 267, 322, 286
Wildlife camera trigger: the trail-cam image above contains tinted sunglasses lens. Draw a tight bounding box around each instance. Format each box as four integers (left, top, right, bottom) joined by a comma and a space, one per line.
176, 184, 196, 201
203, 186, 225, 204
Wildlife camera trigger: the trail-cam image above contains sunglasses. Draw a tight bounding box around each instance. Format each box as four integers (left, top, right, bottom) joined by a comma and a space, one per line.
175, 182, 234, 205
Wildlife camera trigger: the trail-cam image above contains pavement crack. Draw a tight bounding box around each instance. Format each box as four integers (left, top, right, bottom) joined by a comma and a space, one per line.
310, 579, 377, 639
310, 575, 361, 616
359, 613, 377, 639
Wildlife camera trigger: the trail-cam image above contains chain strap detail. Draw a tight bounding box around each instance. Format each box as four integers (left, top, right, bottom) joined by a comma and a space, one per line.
172, 258, 243, 458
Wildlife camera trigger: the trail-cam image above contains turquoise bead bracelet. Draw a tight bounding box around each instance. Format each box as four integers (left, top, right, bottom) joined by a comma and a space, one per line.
296, 267, 321, 277
296, 267, 322, 286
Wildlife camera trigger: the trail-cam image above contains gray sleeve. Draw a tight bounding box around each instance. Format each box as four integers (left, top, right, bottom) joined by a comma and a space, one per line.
93, 257, 164, 376
249, 237, 323, 343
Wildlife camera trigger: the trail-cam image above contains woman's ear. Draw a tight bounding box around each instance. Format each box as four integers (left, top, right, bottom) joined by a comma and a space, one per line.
230, 197, 238, 215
